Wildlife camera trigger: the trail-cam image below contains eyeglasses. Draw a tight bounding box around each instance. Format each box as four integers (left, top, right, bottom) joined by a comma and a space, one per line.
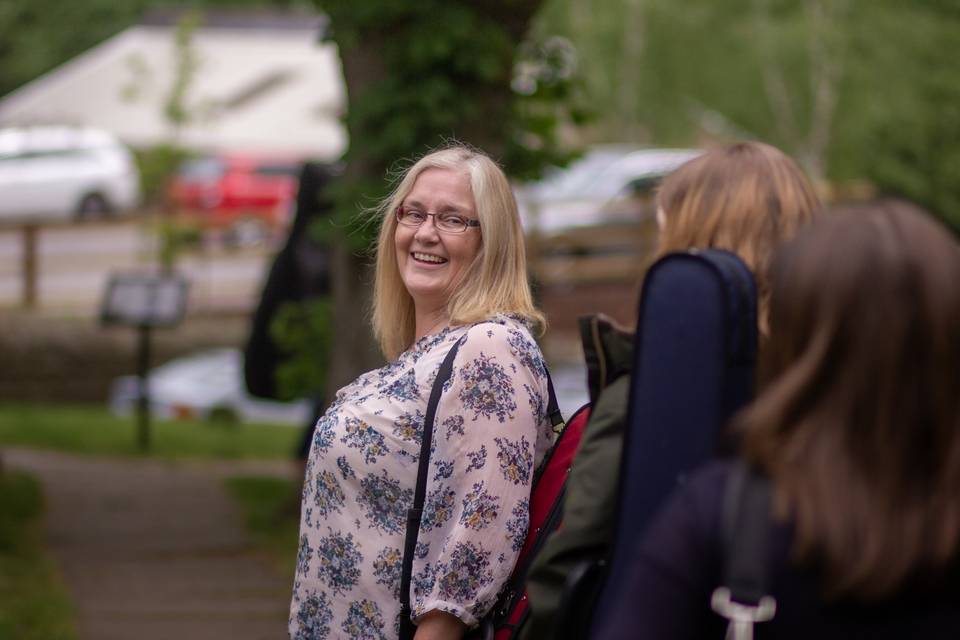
396, 205, 481, 234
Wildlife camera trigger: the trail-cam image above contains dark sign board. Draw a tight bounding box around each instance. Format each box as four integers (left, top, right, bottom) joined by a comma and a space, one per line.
101, 273, 189, 328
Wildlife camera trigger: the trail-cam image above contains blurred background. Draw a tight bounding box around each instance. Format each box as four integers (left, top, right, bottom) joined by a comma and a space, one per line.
0, 1, 956, 638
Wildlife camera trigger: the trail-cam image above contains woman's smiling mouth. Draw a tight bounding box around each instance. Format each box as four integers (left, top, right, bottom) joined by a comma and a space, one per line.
412, 252, 448, 264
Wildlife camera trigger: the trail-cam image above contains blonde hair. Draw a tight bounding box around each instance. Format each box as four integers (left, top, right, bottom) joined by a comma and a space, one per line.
372, 145, 544, 360
655, 142, 821, 332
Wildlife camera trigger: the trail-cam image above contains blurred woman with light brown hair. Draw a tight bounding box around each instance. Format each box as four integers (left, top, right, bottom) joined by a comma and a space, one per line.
602, 202, 960, 638
523, 141, 821, 638
655, 141, 821, 332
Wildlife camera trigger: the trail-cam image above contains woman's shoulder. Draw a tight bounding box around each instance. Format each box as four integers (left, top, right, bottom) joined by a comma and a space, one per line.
457, 314, 546, 375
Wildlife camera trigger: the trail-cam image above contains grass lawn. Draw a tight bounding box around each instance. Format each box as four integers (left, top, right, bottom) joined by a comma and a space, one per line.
0, 470, 76, 640
225, 475, 301, 578
0, 403, 301, 460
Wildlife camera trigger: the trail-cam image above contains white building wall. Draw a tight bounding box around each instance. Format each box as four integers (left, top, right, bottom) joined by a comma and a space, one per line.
0, 25, 347, 159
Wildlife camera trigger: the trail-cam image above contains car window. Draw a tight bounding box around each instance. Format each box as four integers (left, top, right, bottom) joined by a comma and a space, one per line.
0, 148, 93, 162
253, 164, 299, 177
178, 158, 226, 180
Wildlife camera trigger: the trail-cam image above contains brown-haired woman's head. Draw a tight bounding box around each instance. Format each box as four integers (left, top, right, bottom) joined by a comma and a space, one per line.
656, 142, 822, 332
739, 201, 960, 600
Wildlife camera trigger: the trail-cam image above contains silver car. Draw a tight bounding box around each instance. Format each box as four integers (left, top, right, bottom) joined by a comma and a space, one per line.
0, 126, 140, 221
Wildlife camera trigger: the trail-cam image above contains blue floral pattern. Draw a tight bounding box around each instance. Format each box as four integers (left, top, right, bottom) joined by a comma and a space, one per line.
435, 541, 494, 603
379, 368, 420, 402
457, 353, 517, 423
459, 481, 501, 530
392, 409, 424, 443
357, 470, 412, 535
341, 417, 389, 464
315, 528, 363, 596
311, 470, 345, 518
505, 498, 530, 552
290, 315, 554, 638
507, 328, 548, 379
465, 445, 487, 473
494, 435, 534, 486
433, 459, 454, 481
341, 599, 388, 640
293, 590, 333, 640
442, 415, 465, 440
312, 414, 336, 453
373, 547, 403, 598
336, 455, 355, 480
296, 534, 314, 577
421, 485, 456, 532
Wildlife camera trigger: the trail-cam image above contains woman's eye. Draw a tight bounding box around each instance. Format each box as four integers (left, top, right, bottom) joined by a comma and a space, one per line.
439, 214, 465, 226
406, 209, 426, 222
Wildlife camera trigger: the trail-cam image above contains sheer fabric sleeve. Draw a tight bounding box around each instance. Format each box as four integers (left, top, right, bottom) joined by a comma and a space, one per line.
411, 322, 549, 627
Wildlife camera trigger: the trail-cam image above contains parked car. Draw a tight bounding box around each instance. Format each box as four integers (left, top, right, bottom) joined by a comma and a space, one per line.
0, 126, 140, 222
516, 146, 701, 233
109, 348, 312, 426
516, 146, 701, 286
166, 154, 301, 245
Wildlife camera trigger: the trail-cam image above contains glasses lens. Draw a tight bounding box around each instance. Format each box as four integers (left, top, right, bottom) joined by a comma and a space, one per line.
397, 206, 419, 226
436, 215, 466, 233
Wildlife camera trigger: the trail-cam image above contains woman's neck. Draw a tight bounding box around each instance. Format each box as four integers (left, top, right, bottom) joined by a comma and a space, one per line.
414, 308, 450, 342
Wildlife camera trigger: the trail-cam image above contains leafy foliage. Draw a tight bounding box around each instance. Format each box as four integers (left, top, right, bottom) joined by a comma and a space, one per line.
314, 0, 577, 251
536, 0, 960, 227
271, 298, 333, 401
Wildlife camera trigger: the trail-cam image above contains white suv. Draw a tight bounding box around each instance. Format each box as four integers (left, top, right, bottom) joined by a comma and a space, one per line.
0, 126, 140, 222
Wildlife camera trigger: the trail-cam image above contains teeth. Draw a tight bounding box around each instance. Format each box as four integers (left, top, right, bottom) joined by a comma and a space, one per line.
413, 252, 447, 264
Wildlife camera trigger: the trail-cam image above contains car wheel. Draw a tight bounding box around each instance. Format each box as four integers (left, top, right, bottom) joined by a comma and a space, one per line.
76, 193, 111, 220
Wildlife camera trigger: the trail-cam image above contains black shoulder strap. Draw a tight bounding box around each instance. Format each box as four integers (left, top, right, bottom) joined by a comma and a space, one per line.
398, 326, 561, 639
544, 368, 564, 430
721, 462, 773, 603
711, 462, 777, 630
398, 336, 463, 640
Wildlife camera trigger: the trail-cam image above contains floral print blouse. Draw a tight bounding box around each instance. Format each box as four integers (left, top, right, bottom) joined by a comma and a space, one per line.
289, 314, 555, 639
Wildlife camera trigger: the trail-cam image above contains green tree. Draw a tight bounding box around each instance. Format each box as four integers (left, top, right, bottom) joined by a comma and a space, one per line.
536, 0, 960, 227
308, 0, 573, 395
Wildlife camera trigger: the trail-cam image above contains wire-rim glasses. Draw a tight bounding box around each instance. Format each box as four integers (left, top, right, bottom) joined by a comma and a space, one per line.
396, 205, 481, 234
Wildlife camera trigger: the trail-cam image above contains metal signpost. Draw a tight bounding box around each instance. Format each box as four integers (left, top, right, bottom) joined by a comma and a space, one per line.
101, 274, 189, 451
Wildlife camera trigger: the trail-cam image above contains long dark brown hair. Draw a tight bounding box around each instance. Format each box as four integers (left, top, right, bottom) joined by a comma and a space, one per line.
739, 202, 960, 599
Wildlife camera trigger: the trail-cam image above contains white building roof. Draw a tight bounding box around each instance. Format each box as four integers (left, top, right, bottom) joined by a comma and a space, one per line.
0, 11, 347, 159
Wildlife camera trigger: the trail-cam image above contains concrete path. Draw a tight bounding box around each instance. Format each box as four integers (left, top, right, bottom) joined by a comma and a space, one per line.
6, 448, 297, 640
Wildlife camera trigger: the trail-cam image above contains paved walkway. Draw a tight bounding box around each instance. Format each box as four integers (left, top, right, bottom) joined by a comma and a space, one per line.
6, 448, 297, 640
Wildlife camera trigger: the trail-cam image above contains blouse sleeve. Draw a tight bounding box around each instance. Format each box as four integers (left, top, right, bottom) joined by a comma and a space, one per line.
411, 322, 549, 627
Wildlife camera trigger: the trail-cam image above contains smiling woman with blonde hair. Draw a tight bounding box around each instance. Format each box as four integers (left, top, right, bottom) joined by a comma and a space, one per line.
372, 146, 544, 360
289, 144, 555, 640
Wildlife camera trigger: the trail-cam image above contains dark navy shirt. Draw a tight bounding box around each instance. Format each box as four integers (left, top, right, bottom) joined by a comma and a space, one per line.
597, 461, 960, 639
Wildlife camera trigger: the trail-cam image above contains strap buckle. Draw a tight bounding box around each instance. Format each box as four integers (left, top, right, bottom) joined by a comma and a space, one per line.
710, 587, 776, 640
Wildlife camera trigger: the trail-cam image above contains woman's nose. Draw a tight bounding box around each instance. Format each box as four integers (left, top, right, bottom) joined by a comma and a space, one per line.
414, 216, 440, 241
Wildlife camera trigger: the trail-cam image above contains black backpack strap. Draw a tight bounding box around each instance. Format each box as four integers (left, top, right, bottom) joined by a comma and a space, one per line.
711, 462, 777, 635
544, 368, 563, 430
399, 337, 464, 640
